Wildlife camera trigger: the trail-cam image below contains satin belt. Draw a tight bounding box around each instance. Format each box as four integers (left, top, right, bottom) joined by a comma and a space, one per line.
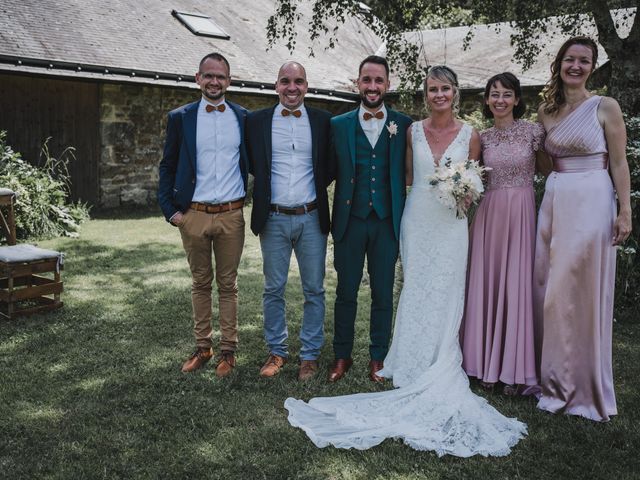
553, 154, 608, 173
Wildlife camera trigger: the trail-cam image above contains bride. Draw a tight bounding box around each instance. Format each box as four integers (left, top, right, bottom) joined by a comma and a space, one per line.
285, 66, 527, 457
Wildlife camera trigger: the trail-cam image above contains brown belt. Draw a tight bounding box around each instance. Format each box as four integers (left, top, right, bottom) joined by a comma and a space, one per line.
270, 202, 317, 215
190, 199, 244, 214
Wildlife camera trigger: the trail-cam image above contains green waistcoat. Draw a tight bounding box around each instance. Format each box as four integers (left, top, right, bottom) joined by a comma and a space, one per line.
350, 122, 391, 219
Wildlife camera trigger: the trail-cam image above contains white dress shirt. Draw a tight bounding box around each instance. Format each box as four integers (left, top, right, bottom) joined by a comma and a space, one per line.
358, 104, 387, 148
192, 98, 245, 203
270, 103, 316, 207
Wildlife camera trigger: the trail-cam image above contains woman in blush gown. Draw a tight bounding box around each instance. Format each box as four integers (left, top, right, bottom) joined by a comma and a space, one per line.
284, 66, 527, 456
461, 73, 548, 395
534, 36, 632, 422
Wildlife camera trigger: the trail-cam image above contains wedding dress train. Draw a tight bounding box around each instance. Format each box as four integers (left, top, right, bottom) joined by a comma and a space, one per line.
284, 122, 527, 456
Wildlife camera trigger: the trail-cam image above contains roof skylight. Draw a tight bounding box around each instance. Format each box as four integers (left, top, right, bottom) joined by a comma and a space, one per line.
172, 10, 230, 39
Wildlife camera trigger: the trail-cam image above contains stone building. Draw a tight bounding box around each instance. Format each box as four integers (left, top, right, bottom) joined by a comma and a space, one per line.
0, 0, 377, 207
1, 1, 627, 208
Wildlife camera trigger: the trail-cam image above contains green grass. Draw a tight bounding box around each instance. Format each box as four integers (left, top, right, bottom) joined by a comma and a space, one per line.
1, 208, 638, 480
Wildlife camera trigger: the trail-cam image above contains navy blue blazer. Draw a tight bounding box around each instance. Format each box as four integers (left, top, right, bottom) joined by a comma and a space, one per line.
158, 99, 249, 222
246, 104, 333, 236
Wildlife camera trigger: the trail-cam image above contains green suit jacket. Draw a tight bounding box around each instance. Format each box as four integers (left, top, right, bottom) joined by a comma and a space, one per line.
329, 107, 413, 242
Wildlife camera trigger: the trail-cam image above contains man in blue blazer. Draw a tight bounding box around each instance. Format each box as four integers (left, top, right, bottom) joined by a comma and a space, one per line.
328, 55, 412, 383
158, 52, 248, 378
246, 61, 332, 381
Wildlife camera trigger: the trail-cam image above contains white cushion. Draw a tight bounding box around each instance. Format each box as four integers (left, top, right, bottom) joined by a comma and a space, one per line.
0, 244, 63, 268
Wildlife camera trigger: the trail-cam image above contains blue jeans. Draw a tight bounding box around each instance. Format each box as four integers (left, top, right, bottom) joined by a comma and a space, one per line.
260, 209, 327, 360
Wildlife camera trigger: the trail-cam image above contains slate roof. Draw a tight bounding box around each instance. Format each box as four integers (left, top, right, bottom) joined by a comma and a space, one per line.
404, 9, 635, 88
2, 2, 633, 94
0, 0, 381, 97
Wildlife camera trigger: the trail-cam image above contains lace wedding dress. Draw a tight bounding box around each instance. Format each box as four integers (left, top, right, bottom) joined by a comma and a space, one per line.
284, 122, 527, 457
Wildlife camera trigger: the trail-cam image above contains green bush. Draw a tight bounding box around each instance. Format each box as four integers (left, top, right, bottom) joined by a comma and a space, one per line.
615, 115, 640, 322
0, 131, 90, 241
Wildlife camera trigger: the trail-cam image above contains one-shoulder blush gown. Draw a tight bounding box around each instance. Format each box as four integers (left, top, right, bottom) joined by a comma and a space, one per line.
534, 95, 618, 422
284, 122, 527, 456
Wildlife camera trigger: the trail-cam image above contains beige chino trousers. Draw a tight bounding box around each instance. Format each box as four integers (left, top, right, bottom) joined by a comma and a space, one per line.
179, 208, 245, 352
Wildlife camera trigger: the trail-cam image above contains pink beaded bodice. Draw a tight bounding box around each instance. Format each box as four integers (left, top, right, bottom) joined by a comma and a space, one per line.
481, 120, 545, 190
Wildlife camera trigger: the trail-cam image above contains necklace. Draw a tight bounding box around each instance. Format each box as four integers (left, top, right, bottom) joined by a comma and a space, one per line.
564, 94, 591, 112
425, 121, 456, 144
427, 129, 441, 143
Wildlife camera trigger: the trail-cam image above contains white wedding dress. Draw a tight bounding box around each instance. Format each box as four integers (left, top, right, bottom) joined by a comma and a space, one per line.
284, 122, 527, 457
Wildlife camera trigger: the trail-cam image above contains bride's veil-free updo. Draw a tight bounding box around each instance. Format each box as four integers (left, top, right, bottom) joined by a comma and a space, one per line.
423, 65, 461, 116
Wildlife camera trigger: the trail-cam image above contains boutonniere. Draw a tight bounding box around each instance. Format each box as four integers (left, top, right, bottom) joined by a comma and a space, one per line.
386, 121, 398, 138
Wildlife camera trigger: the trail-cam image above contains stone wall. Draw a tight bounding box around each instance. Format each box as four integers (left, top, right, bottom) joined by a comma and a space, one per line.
98, 82, 542, 208
98, 83, 356, 208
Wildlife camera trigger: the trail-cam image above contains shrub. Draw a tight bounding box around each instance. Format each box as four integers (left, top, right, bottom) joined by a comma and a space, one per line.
0, 131, 90, 240
615, 115, 640, 322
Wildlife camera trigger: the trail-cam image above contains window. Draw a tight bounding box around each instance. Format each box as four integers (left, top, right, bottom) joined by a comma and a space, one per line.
172, 10, 230, 39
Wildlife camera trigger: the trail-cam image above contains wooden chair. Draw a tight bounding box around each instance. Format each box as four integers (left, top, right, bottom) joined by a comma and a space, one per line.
0, 189, 64, 319
0, 188, 17, 246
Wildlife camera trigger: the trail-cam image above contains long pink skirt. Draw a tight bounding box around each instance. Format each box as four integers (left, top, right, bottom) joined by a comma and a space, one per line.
461, 185, 538, 387
533, 169, 617, 422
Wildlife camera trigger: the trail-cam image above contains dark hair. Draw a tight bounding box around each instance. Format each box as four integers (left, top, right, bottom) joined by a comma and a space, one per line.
482, 72, 526, 119
199, 52, 230, 75
358, 55, 389, 77
542, 36, 598, 114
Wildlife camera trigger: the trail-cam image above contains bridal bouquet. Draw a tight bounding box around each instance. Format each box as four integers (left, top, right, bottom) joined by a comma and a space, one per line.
427, 159, 489, 219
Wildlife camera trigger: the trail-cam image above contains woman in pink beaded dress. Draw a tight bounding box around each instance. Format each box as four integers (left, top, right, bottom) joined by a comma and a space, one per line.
461, 72, 549, 395
534, 37, 632, 422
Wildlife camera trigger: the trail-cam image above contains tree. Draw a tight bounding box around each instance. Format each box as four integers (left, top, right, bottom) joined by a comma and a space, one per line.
267, 0, 640, 114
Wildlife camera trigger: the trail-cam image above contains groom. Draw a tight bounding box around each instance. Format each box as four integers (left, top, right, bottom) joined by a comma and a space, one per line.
328, 55, 412, 383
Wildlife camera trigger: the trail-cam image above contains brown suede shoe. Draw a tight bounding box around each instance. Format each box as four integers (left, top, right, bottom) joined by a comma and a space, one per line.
298, 359, 319, 381
259, 354, 286, 377
327, 358, 353, 382
181, 347, 214, 373
368, 360, 385, 383
215, 351, 236, 378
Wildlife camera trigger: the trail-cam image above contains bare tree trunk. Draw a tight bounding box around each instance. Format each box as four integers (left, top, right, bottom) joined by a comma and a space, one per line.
590, 0, 640, 115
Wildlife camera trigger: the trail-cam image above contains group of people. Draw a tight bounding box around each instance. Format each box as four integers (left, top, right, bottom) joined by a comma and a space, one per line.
157, 35, 631, 457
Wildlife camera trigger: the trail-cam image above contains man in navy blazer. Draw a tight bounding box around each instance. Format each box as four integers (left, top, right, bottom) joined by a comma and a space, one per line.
246, 61, 332, 381
158, 52, 248, 378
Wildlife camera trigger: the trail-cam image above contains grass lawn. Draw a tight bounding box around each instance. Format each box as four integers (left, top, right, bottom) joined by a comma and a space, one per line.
1, 208, 638, 480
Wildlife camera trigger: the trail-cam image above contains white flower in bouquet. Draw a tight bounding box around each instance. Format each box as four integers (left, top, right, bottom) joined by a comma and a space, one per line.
426, 159, 490, 218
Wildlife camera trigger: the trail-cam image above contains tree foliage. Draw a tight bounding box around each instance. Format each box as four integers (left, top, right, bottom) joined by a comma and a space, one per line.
267, 0, 639, 112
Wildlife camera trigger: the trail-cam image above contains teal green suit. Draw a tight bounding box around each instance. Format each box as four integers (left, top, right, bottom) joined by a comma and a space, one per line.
329, 107, 412, 360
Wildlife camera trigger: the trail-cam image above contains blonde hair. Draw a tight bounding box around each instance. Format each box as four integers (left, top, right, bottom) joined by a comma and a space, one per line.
423, 65, 460, 116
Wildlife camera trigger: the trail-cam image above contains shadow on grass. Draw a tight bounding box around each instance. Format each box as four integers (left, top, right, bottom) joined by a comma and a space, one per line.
1, 233, 639, 479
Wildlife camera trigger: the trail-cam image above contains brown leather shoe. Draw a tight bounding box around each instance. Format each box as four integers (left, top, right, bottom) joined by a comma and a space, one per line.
368, 360, 385, 383
259, 354, 286, 377
181, 347, 214, 373
327, 358, 353, 382
215, 351, 236, 378
298, 359, 319, 381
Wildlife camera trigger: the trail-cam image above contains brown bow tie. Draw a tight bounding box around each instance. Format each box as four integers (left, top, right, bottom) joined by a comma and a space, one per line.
282, 109, 302, 118
205, 103, 226, 113
363, 111, 384, 121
